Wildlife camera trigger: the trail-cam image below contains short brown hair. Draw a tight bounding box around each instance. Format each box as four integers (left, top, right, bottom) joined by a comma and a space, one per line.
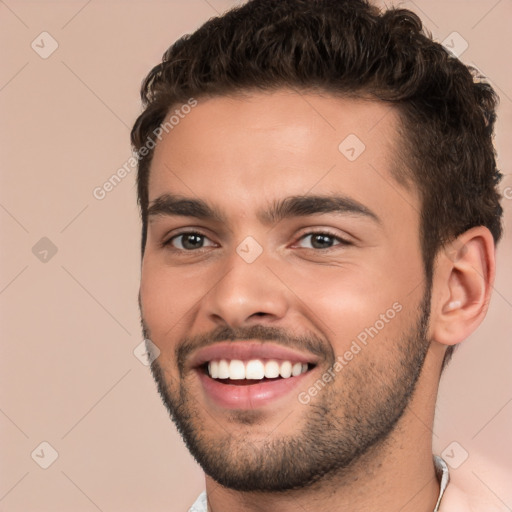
131, 0, 503, 363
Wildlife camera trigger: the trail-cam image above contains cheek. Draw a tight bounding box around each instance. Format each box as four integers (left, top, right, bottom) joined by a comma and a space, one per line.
283, 260, 417, 352
140, 258, 202, 346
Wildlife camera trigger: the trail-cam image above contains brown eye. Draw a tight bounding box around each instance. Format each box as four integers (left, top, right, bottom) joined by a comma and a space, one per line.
297, 232, 347, 249
310, 234, 335, 249
168, 233, 215, 250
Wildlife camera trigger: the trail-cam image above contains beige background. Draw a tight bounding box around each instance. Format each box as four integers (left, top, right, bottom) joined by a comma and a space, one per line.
0, 0, 511, 511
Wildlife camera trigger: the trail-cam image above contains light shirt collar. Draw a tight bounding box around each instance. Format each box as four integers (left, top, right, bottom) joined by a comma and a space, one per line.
189, 456, 450, 512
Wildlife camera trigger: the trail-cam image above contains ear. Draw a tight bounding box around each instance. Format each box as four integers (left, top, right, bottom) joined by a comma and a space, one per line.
430, 226, 496, 346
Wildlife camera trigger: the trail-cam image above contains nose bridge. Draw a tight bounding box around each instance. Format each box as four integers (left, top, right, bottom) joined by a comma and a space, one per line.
203, 242, 289, 326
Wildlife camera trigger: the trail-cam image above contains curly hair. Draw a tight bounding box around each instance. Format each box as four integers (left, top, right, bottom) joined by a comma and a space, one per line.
131, 0, 503, 365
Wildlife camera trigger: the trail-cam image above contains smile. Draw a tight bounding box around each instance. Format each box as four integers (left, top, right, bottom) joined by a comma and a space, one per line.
206, 359, 310, 380
191, 341, 319, 409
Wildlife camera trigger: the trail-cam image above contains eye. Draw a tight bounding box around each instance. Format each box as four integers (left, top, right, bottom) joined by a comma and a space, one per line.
296, 232, 348, 250
166, 232, 216, 250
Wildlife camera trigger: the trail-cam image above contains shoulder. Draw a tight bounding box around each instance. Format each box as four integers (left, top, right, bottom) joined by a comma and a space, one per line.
438, 481, 474, 511
438, 457, 510, 512
439, 481, 510, 512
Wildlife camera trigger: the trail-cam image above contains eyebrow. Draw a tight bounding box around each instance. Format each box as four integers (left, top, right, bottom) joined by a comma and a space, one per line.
260, 195, 380, 225
148, 195, 223, 222
147, 193, 380, 225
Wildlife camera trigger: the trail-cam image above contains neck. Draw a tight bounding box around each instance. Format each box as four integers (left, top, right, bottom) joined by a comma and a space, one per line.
204, 349, 443, 512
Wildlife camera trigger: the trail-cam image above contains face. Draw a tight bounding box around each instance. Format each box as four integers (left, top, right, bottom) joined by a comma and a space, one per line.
140, 89, 431, 491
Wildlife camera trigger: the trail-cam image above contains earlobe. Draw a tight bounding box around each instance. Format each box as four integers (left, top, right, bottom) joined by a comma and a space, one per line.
431, 227, 496, 347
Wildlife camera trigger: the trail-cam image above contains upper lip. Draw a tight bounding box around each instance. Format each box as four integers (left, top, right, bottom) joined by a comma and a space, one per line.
189, 341, 321, 370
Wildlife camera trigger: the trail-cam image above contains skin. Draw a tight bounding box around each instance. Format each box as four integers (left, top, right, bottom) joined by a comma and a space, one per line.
139, 89, 495, 512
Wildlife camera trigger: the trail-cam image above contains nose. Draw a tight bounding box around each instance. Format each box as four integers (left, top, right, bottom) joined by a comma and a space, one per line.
201, 249, 290, 328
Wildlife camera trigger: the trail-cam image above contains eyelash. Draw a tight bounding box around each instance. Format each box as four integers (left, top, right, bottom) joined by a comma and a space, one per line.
295, 231, 351, 249
162, 230, 351, 251
162, 231, 216, 251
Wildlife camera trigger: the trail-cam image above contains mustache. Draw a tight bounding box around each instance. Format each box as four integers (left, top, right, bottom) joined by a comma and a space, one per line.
157, 324, 333, 375
176, 325, 330, 374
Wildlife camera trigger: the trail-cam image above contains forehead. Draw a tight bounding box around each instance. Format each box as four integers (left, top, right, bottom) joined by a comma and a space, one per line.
148, 89, 418, 221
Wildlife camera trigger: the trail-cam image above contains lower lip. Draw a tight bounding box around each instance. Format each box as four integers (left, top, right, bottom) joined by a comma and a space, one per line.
197, 369, 312, 410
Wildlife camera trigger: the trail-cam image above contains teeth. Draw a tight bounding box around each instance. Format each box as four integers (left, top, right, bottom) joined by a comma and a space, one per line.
292, 362, 303, 376
208, 361, 218, 379
246, 360, 265, 379
207, 359, 310, 380
264, 360, 280, 378
218, 359, 229, 379
229, 360, 246, 380
280, 361, 292, 378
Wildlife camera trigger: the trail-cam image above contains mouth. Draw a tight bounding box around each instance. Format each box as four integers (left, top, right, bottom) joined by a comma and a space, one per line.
200, 358, 315, 385
191, 342, 320, 409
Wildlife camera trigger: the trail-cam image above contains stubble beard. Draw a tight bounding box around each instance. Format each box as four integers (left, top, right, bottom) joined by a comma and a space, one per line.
143, 289, 432, 492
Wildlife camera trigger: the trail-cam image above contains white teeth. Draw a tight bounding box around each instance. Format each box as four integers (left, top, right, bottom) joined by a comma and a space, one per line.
246, 360, 265, 379
264, 360, 280, 378
218, 359, 230, 379
208, 361, 219, 379
206, 358, 310, 380
292, 362, 303, 376
279, 361, 292, 378
229, 360, 246, 380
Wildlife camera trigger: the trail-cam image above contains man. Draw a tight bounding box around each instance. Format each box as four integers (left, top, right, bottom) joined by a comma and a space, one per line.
130, 0, 503, 510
